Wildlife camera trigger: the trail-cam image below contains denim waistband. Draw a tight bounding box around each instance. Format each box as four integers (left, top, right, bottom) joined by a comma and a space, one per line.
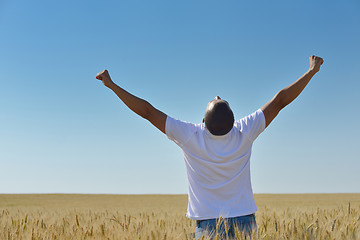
196, 213, 255, 225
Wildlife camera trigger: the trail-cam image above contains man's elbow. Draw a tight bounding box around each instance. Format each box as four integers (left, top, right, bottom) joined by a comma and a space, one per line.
141, 102, 154, 120
276, 90, 288, 109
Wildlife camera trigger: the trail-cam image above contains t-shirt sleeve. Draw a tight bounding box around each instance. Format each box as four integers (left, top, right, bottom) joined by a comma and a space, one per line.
235, 109, 266, 142
165, 116, 198, 146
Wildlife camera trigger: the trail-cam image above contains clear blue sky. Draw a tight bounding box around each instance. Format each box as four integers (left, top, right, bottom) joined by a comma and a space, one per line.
0, 0, 359, 194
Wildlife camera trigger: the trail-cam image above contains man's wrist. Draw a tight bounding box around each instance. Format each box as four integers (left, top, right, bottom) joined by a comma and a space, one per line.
105, 80, 116, 89
307, 68, 318, 75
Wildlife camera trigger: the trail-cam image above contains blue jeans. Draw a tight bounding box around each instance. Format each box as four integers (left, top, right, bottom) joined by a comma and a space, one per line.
195, 214, 257, 240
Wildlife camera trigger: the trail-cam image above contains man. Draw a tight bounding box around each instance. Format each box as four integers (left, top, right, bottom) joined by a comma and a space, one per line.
96, 55, 324, 239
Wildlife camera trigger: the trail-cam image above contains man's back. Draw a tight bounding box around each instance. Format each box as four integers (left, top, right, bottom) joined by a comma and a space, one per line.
166, 109, 265, 219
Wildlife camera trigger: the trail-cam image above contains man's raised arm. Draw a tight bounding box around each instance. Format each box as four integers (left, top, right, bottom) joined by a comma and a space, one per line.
96, 70, 167, 134
261, 55, 324, 128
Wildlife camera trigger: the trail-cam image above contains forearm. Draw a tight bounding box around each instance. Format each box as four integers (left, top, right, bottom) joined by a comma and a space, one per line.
278, 69, 317, 108
96, 69, 167, 133
260, 56, 323, 128
107, 82, 152, 119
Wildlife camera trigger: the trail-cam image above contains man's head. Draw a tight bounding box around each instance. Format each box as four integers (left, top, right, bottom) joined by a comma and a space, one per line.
204, 96, 234, 136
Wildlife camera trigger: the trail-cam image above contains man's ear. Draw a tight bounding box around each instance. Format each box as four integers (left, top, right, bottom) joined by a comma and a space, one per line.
202, 118, 205, 123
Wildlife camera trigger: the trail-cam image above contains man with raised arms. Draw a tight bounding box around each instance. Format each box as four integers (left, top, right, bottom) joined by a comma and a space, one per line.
96, 55, 324, 239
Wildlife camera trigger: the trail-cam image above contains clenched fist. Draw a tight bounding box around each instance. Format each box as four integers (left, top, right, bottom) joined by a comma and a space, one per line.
309, 55, 324, 73
96, 69, 114, 88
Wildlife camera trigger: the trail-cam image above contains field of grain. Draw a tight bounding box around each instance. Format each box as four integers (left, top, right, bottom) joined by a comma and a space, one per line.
1, 194, 359, 239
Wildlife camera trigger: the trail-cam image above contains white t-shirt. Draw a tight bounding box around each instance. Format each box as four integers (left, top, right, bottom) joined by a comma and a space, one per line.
166, 109, 266, 220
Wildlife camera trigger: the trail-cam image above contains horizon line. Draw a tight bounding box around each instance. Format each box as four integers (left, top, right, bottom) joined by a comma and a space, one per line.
1, 192, 359, 195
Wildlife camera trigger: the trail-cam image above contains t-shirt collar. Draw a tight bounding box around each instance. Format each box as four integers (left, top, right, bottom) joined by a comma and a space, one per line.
204, 126, 234, 139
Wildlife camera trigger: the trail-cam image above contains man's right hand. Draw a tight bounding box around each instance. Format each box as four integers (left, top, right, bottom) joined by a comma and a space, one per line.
96, 69, 114, 88
309, 55, 324, 73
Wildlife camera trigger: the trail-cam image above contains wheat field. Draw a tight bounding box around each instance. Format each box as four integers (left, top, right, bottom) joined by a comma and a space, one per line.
1, 194, 359, 239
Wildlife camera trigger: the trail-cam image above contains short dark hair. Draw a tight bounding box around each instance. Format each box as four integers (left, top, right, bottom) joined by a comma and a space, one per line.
204, 101, 234, 136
